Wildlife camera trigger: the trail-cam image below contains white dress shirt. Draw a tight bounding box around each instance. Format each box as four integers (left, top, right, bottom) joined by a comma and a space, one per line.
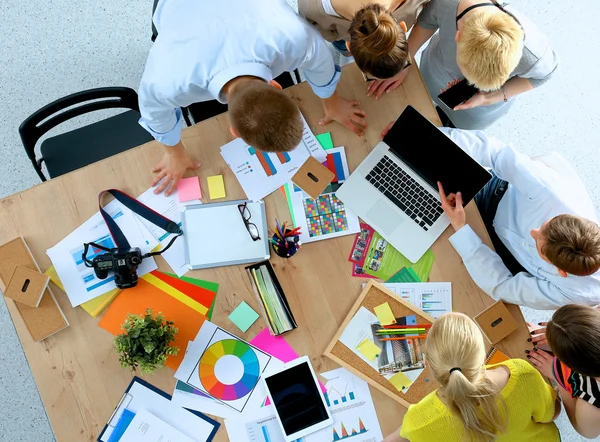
441, 128, 600, 310
138, 0, 341, 146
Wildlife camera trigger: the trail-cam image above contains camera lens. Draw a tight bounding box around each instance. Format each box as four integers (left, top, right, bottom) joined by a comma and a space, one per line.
131, 256, 141, 265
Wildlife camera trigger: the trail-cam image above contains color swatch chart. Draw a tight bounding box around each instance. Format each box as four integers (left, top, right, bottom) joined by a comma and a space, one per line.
380, 282, 452, 319
303, 193, 349, 237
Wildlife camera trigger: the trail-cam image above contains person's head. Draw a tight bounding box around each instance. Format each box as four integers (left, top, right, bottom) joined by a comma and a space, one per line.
530, 215, 600, 278
348, 4, 409, 80
456, 11, 524, 91
228, 80, 303, 152
546, 304, 600, 378
426, 313, 506, 442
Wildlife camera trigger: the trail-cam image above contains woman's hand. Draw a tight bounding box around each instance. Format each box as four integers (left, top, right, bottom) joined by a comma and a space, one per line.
528, 348, 555, 380
527, 321, 548, 346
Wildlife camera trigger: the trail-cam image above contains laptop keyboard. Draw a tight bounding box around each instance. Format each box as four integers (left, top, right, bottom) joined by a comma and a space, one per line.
365, 156, 444, 231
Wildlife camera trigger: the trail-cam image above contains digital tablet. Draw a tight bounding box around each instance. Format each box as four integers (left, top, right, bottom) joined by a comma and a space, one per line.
262, 356, 332, 441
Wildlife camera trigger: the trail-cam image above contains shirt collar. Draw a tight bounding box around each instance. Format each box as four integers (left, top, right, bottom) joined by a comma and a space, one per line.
208, 63, 273, 104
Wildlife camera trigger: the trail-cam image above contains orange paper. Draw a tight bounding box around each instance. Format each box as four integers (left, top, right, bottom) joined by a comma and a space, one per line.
98, 279, 206, 370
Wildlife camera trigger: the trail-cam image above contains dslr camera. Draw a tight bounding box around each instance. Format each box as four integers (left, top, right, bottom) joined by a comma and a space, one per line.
83, 244, 143, 289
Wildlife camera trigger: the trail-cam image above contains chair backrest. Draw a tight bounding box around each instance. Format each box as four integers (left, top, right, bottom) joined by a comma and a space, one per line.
19, 87, 141, 181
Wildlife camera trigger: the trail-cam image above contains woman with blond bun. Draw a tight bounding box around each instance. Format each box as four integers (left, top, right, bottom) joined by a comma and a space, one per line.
384, 312, 560, 442
299, 1, 429, 98
406, 0, 558, 129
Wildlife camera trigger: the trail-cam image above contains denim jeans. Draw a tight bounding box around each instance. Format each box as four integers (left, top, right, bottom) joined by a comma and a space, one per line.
474, 175, 526, 276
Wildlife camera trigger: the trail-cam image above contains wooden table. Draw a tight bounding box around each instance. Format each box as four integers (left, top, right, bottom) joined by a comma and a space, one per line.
0, 63, 530, 441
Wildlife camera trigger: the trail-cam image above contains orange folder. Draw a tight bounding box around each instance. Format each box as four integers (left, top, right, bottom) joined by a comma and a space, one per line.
150, 271, 216, 309
98, 279, 206, 370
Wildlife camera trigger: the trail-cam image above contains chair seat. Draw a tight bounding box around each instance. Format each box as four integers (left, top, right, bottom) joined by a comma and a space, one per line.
41, 110, 154, 178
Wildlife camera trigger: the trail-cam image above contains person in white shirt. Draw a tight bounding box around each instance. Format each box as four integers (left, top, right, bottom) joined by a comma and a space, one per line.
139, 0, 367, 196
435, 129, 600, 310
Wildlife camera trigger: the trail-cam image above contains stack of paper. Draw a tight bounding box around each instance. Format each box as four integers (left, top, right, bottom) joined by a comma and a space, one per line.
98, 271, 218, 370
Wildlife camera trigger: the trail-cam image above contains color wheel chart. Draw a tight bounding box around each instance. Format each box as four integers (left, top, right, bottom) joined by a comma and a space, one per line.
248, 147, 291, 177
188, 328, 272, 412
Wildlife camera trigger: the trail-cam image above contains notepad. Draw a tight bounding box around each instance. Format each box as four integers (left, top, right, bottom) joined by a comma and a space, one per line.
316, 132, 334, 150
207, 175, 226, 199
178, 177, 202, 202
228, 301, 259, 332
374, 302, 396, 326
357, 338, 380, 361
389, 371, 413, 392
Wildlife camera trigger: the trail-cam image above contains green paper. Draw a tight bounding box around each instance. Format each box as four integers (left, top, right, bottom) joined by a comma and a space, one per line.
316, 132, 334, 150
228, 301, 260, 332
387, 267, 421, 283
363, 230, 413, 280
165, 273, 219, 319
284, 183, 296, 227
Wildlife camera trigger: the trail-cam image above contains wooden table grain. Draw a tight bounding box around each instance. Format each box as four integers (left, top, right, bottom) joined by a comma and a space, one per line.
0, 63, 530, 441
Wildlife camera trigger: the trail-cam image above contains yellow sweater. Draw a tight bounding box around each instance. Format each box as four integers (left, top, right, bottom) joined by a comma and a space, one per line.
400, 359, 559, 441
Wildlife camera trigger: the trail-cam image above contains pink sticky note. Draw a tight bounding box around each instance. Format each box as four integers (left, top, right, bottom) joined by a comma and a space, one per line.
251, 328, 327, 398
177, 177, 202, 202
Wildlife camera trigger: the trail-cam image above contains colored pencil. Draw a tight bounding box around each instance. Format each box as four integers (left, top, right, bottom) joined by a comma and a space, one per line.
383, 324, 432, 329
379, 335, 428, 341
376, 329, 426, 334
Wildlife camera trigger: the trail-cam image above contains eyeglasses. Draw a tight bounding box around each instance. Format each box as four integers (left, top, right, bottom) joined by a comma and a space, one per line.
238, 202, 261, 241
362, 55, 412, 82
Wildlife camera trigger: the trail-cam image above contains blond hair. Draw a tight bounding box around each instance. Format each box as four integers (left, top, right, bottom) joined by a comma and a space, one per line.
542, 215, 600, 276
229, 82, 303, 153
426, 313, 507, 442
349, 4, 408, 79
457, 11, 524, 91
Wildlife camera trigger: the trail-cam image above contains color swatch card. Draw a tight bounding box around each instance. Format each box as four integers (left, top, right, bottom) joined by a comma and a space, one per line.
178, 176, 202, 202
174, 321, 282, 414
220, 113, 326, 201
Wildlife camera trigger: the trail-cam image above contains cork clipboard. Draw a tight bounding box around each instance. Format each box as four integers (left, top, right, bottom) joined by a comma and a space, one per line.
324, 280, 436, 408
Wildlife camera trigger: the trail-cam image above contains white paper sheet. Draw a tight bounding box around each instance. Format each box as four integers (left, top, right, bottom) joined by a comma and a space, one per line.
220, 113, 326, 201
99, 380, 217, 442
378, 282, 452, 319
339, 307, 381, 373
46, 209, 158, 307
224, 368, 383, 442
120, 409, 196, 442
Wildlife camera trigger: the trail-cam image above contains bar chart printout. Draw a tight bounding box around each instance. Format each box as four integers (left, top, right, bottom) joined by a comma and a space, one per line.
378, 282, 452, 319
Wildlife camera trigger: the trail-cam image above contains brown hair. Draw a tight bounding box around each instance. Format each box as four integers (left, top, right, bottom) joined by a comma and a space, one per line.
457, 12, 524, 91
349, 4, 408, 79
546, 304, 600, 378
229, 82, 303, 153
541, 215, 600, 276
426, 313, 507, 441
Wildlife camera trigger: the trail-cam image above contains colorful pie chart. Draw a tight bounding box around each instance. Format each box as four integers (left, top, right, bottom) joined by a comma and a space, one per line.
199, 339, 260, 401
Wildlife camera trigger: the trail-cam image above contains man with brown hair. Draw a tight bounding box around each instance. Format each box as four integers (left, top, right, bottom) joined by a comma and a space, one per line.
436, 128, 600, 310
139, 0, 367, 196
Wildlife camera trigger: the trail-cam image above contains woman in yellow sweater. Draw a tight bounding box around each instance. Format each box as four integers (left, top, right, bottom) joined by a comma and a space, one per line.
384, 312, 560, 442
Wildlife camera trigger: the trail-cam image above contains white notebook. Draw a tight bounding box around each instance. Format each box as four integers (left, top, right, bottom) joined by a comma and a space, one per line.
181, 199, 270, 269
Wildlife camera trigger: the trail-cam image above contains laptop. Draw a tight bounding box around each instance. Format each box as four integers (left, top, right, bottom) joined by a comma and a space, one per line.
336, 106, 491, 263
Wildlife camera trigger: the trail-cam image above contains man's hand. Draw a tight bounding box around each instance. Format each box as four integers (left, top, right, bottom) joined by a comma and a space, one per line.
367, 69, 409, 100
438, 181, 466, 231
151, 142, 200, 196
528, 348, 555, 380
381, 121, 395, 139
320, 92, 367, 136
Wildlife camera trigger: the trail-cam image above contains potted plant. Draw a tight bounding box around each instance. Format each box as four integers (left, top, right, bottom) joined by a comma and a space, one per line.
114, 308, 179, 374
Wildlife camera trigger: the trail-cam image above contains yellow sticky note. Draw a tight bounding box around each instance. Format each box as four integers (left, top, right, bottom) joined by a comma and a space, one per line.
389, 371, 413, 393
207, 175, 226, 199
374, 302, 396, 326
356, 338, 380, 361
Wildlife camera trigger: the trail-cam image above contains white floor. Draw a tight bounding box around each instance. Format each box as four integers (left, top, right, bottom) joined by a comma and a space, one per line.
0, 0, 598, 441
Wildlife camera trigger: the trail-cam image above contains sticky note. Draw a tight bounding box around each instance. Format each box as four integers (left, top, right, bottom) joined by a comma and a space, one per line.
228, 301, 260, 332
356, 338, 380, 361
374, 302, 396, 326
316, 132, 334, 150
389, 371, 413, 393
207, 175, 226, 199
177, 176, 202, 202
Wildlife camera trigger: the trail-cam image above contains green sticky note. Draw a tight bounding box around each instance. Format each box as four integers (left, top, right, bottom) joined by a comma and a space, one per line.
357, 338, 380, 361
228, 301, 260, 332
316, 132, 334, 150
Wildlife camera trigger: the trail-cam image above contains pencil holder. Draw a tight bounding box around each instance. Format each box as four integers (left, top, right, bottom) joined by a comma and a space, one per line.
271, 229, 300, 259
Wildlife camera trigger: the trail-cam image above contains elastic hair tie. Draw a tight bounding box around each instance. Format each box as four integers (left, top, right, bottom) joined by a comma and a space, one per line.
449, 367, 462, 374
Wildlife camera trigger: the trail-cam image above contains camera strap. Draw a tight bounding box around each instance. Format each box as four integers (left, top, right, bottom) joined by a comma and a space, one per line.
97, 189, 182, 256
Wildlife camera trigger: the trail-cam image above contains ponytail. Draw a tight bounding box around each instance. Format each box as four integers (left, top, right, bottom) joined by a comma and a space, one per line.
426, 313, 507, 442
349, 4, 408, 79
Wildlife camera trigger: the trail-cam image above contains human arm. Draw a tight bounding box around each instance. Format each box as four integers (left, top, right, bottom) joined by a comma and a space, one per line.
383, 428, 410, 442
453, 77, 534, 110
439, 128, 555, 200
299, 33, 367, 136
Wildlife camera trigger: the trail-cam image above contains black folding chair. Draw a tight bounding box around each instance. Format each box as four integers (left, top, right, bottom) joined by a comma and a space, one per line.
19, 87, 153, 181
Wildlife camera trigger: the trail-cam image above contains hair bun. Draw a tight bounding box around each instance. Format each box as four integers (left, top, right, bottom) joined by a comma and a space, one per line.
359, 9, 380, 35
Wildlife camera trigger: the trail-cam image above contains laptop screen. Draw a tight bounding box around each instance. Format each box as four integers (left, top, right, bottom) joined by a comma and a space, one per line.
382, 106, 491, 205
